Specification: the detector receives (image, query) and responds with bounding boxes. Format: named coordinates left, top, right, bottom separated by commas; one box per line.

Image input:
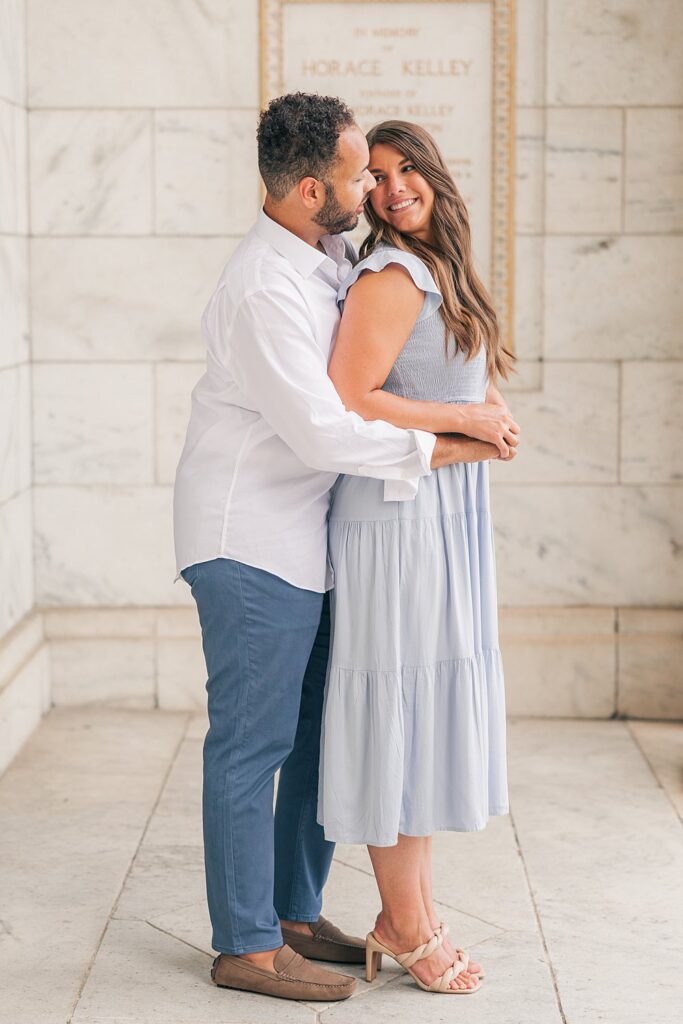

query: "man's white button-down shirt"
left=173, top=210, right=436, bottom=593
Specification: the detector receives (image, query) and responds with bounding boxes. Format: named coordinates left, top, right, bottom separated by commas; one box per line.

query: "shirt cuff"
left=383, top=429, right=435, bottom=502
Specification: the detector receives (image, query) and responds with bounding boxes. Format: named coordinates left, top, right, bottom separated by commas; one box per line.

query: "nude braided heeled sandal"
left=365, top=928, right=481, bottom=994
left=435, top=920, right=485, bottom=979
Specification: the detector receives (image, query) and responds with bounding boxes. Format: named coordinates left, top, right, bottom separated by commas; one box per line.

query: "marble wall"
left=0, top=1, right=681, bottom=734
left=0, top=0, right=49, bottom=772
left=489, top=0, right=683, bottom=716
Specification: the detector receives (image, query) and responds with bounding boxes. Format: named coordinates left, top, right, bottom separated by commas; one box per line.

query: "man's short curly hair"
left=257, top=92, right=355, bottom=201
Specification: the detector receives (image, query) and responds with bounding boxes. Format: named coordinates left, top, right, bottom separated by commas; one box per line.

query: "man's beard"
left=313, top=181, right=361, bottom=234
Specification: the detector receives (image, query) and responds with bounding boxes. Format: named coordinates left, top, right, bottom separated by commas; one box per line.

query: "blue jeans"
left=181, top=557, right=335, bottom=954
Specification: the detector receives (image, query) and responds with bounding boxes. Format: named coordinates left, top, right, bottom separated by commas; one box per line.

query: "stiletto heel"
left=365, top=944, right=381, bottom=982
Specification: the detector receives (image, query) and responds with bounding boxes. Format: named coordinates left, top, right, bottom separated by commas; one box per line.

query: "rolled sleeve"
left=380, top=428, right=436, bottom=501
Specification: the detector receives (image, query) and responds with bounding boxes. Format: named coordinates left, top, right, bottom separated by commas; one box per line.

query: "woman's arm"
left=486, top=380, right=511, bottom=415
left=329, top=265, right=519, bottom=457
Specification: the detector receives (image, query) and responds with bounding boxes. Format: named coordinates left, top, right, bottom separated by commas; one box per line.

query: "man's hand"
left=431, top=425, right=519, bottom=469
left=431, top=435, right=501, bottom=468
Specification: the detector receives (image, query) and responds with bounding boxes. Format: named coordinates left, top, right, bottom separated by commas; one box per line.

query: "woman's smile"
left=387, top=196, right=419, bottom=212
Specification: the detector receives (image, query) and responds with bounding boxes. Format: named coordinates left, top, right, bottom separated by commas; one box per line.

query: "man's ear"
left=299, top=176, right=324, bottom=210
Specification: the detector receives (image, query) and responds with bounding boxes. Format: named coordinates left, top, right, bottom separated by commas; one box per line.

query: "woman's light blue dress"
left=317, top=247, right=509, bottom=847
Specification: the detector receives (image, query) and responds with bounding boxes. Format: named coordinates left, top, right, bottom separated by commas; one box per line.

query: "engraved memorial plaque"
left=262, top=0, right=515, bottom=346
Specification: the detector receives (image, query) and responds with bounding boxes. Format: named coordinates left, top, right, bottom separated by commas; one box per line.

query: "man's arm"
left=431, top=434, right=513, bottom=468
left=214, top=283, right=435, bottom=485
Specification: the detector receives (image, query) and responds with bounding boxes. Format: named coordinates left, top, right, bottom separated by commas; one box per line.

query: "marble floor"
left=1, top=709, right=681, bottom=1024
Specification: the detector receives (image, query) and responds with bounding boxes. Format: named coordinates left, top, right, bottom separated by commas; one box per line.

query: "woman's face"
left=367, top=142, right=435, bottom=243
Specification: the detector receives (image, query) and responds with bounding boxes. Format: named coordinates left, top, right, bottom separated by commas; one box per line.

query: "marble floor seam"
left=508, top=805, right=569, bottom=1024
left=626, top=720, right=683, bottom=824
left=66, top=713, right=193, bottom=1024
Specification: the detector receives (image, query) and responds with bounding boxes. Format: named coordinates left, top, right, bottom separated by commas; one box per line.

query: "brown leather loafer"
left=210, top=944, right=357, bottom=1001
left=280, top=915, right=366, bottom=964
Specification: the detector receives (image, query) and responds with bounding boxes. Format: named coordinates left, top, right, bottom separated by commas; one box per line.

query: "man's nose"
left=363, top=170, right=376, bottom=192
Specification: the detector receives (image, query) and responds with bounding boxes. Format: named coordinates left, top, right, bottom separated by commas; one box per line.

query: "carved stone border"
left=261, top=0, right=515, bottom=349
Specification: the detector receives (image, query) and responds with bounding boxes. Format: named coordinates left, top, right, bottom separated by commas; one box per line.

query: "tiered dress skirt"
left=317, top=459, right=509, bottom=847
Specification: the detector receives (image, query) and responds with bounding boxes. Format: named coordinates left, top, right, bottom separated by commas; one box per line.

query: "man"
left=173, top=92, right=514, bottom=1002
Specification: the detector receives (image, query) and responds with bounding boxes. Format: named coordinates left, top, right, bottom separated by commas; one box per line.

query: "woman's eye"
left=402, top=164, right=415, bottom=173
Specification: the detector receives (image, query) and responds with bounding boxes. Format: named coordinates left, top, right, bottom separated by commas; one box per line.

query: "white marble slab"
left=0, top=96, right=27, bottom=233
left=504, top=359, right=543, bottom=392
left=156, top=606, right=201, bottom=639
left=545, top=108, right=622, bottom=234
left=491, top=483, right=683, bottom=606
left=0, top=644, right=49, bottom=775
left=157, top=638, right=207, bottom=710
left=428, top=815, right=539, bottom=934
left=50, top=638, right=156, bottom=708
left=43, top=606, right=157, bottom=639
left=490, top=362, right=619, bottom=484
left=30, top=110, right=152, bottom=235
left=114, top=842, right=206, bottom=925
left=322, top=927, right=559, bottom=1024
left=0, top=0, right=26, bottom=105
left=625, top=109, right=683, bottom=232
left=0, top=608, right=43, bottom=683
left=186, top=711, right=209, bottom=741
left=142, top=737, right=203, bottom=849
left=547, top=0, right=683, bottom=105
left=513, top=235, right=543, bottom=361
left=155, top=362, right=204, bottom=484
left=514, top=107, right=544, bottom=235
left=0, top=707, right=188, bottom=1024
left=0, top=363, right=31, bottom=503
left=515, top=0, right=545, bottom=107
left=617, top=608, right=683, bottom=719
left=508, top=719, right=683, bottom=1024
left=629, top=720, right=683, bottom=820
left=31, top=237, right=236, bottom=361
left=501, top=607, right=616, bottom=717
left=27, top=0, right=258, bottom=108
left=0, top=488, right=33, bottom=636
left=544, top=235, right=683, bottom=360
left=33, top=484, right=190, bottom=607
left=620, top=361, right=683, bottom=483
left=155, top=110, right=260, bottom=236
left=33, top=362, right=155, bottom=484
left=0, top=235, right=29, bottom=368
left=71, top=917, right=315, bottom=1024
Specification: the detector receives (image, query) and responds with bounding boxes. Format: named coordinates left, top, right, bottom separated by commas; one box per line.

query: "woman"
left=317, top=121, right=518, bottom=994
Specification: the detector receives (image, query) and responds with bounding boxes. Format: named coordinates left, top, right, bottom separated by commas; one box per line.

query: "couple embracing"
left=173, top=91, right=519, bottom=1004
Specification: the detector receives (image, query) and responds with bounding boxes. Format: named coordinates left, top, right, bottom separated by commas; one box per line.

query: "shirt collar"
left=255, top=209, right=347, bottom=279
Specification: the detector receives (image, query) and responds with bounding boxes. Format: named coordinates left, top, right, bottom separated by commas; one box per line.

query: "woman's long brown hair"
left=360, top=120, right=515, bottom=382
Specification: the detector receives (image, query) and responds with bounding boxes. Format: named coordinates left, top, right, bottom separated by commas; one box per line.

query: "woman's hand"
left=450, top=402, right=520, bottom=458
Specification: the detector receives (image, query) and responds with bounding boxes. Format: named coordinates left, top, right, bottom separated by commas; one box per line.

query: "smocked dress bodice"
left=337, top=245, right=488, bottom=405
